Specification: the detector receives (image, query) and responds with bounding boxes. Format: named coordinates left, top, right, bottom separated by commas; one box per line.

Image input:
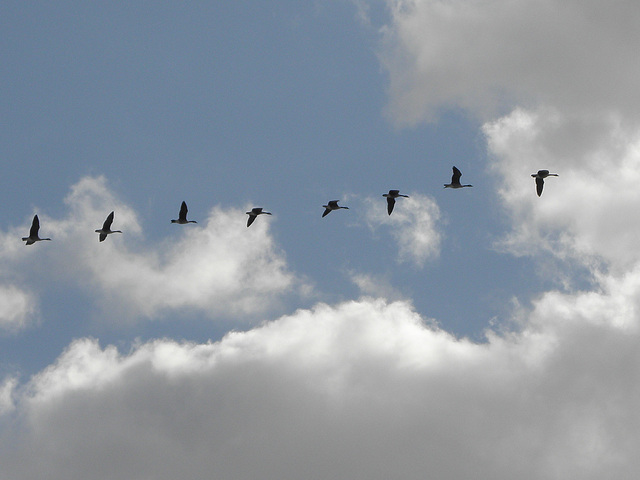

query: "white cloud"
left=484, top=107, right=640, bottom=274
left=0, top=285, right=37, bottom=333
left=380, top=0, right=640, bottom=125
left=0, top=176, right=302, bottom=323
left=364, top=193, right=442, bottom=267
left=2, top=295, right=640, bottom=479
left=350, top=271, right=407, bottom=301
left=376, top=0, right=640, bottom=279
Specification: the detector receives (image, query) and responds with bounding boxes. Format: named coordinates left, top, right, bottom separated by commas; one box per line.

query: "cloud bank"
left=2, top=294, right=640, bottom=479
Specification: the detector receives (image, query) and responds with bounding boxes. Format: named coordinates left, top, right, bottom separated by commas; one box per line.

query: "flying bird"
left=22, top=215, right=51, bottom=245
left=171, top=201, right=197, bottom=224
left=246, top=207, right=271, bottom=227
left=531, top=169, right=558, bottom=197
left=444, top=166, right=473, bottom=189
left=95, top=211, right=122, bottom=242
left=322, top=200, right=349, bottom=217
left=382, top=190, right=409, bottom=215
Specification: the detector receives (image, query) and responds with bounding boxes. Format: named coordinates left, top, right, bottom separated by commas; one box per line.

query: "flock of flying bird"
left=21, top=167, right=558, bottom=245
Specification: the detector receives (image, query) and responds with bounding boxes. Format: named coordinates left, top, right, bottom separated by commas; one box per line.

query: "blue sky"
left=3, top=1, right=640, bottom=479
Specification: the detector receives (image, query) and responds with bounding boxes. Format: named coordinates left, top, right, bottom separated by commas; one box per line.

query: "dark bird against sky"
left=171, top=201, right=197, bottom=224
left=444, top=166, right=473, bottom=189
left=382, top=190, right=409, bottom=215
left=531, top=169, right=558, bottom=197
left=322, top=200, right=349, bottom=217
left=22, top=214, right=51, bottom=245
left=95, top=211, right=122, bottom=242
left=246, top=207, right=271, bottom=227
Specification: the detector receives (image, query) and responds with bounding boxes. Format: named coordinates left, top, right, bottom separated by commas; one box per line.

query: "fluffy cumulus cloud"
left=381, top=1, right=640, bottom=278
left=6, top=2, right=640, bottom=478
left=2, top=295, right=640, bottom=479
left=380, top=0, right=640, bottom=124
left=364, top=193, right=441, bottom=267
left=0, top=176, right=300, bottom=323
left=485, top=108, right=640, bottom=272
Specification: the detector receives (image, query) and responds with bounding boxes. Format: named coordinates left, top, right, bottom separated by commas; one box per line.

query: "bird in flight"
left=246, top=207, right=271, bottom=227
left=444, top=166, right=473, bottom=189
left=171, top=201, right=197, bottom=224
left=95, top=211, right=122, bottom=242
left=382, top=190, right=409, bottom=215
left=531, top=169, right=558, bottom=197
left=22, top=215, right=51, bottom=245
left=322, top=200, right=349, bottom=217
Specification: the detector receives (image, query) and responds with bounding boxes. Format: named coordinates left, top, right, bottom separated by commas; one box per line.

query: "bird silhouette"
left=444, top=166, right=473, bottom=189
left=95, top=211, right=122, bottom=242
left=322, top=200, right=349, bottom=217
left=531, top=170, right=558, bottom=197
left=246, top=207, right=271, bottom=227
left=22, top=215, right=51, bottom=245
left=382, top=190, right=409, bottom=215
left=171, top=201, right=197, bottom=224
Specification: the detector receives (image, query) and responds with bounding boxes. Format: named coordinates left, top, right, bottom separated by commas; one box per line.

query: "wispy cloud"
left=0, top=285, right=37, bottom=333
left=363, top=193, right=442, bottom=267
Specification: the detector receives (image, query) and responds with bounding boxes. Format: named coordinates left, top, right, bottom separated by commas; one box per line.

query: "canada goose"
left=444, top=166, right=473, bottom=189
left=95, top=211, right=122, bottom=242
left=246, top=207, right=271, bottom=227
left=22, top=215, right=51, bottom=245
left=531, top=170, right=558, bottom=197
left=382, top=190, right=409, bottom=215
left=322, top=200, right=349, bottom=217
left=171, top=201, right=197, bottom=224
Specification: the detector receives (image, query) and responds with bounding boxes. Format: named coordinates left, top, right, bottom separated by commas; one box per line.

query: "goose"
left=444, top=166, right=473, bottom=189
left=22, top=215, right=51, bottom=245
left=382, top=190, right=409, bottom=215
left=246, top=207, right=271, bottom=227
left=322, top=200, right=349, bottom=217
left=171, top=201, right=197, bottom=224
left=531, top=170, right=558, bottom=197
left=95, top=211, right=122, bottom=242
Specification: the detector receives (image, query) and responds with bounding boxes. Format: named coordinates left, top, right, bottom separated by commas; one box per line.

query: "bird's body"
left=171, top=201, right=197, bottom=224
left=22, top=215, right=51, bottom=245
left=531, top=169, right=558, bottom=196
left=322, top=200, right=349, bottom=217
left=444, top=166, right=472, bottom=189
left=382, top=190, right=409, bottom=215
left=246, top=207, right=271, bottom=227
left=95, top=211, right=122, bottom=242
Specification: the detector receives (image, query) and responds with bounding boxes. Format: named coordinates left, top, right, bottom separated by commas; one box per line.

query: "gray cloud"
left=381, top=0, right=640, bottom=124
left=1, top=295, right=639, bottom=479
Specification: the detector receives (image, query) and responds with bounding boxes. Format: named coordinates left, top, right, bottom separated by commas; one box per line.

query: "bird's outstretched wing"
left=179, top=201, right=188, bottom=222
left=536, top=177, right=544, bottom=197
left=452, top=166, right=462, bottom=184
left=29, top=215, right=40, bottom=237
left=103, top=211, right=114, bottom=230
left=387, top=197, right=395, bottom=215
